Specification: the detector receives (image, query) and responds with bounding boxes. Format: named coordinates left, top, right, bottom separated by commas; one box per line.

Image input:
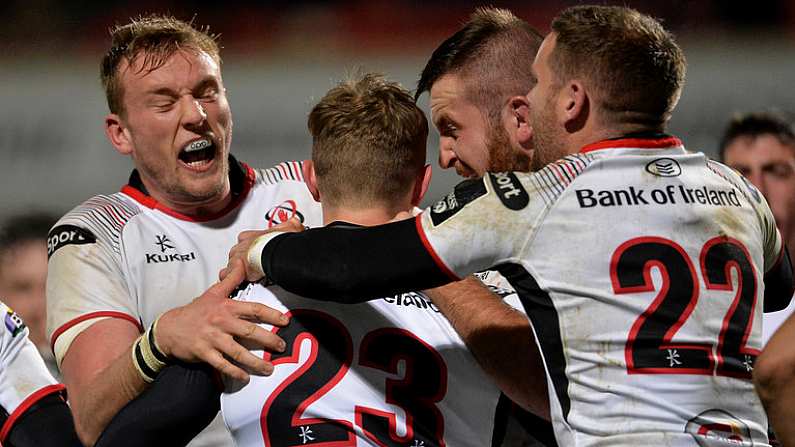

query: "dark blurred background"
left=2, top=0, right=795, bottom=219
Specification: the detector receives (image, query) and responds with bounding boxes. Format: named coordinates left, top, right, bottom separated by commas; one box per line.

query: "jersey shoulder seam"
left=54, top=192, right=143, bottom=256
left=528, top=153, right=598, bottom=206
left=256, top=161, right=306, bottom=185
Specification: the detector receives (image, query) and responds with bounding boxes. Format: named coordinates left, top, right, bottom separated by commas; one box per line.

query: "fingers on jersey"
left=235, top=300, right=290, bottom=326
left=155, top=270, right=288, bottom=380
left=214, top=258, right=247, bottom=293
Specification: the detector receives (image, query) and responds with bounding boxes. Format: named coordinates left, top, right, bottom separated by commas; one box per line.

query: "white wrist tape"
left=247, top=231, right=286, bottom=281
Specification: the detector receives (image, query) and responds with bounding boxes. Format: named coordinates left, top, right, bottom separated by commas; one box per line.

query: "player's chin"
left=455, top=164, right=480, bottom=179
left=178, top=173, right=228, bottom=202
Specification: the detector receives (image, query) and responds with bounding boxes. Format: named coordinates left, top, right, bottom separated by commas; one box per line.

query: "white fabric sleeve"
left=417, top=173, right=542, bottom=278
left=47, top=230, right=141, bottom=367
left=0, top=302, right=64, bottom=438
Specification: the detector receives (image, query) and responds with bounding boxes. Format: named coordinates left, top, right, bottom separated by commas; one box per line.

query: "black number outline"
left=611, top=237, right=713, bottom=375
left=700, top=237, right=759, bottom=379
left=258, top=310, right=448, bottom=446
left=260, top=309, right=356, bottom=446
left=611, top=236, right=761, bottom=377
left=355, top=328, right=447, bottom=447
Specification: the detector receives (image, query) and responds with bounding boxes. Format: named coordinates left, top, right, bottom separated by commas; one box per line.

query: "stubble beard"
left=486, top=123, right=532, bottom=173
left=137, top=153, right=230, bottom=205
left=528, top=105, right=568, bottom=172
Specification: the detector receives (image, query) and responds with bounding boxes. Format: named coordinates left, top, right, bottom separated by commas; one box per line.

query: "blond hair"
left=100, top=14, right=220, bottom=115
left=308, top=73, right=428, bottom=207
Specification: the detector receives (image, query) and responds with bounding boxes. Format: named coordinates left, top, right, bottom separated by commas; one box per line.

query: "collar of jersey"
left=579, top=133, right=683, bottom=154
left=120, top=155, right=256, bottom=222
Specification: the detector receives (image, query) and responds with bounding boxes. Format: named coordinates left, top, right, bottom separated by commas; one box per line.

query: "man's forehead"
left=429, top=74, right=477, bottom=115
left=119, top=49, right=221, bottom=84
left=725, top=135, right=795, bottom=162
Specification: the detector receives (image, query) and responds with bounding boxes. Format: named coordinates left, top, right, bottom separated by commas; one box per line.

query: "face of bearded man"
left=485, top=119, right=532, bottom=173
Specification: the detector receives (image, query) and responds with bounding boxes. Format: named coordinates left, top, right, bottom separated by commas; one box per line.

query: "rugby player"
left=413, top=7, right=554, bottom=444
left=46, top=15, right=322, bottom=446
left=0, top=301, right=80, bottom=446
left=230, top=5, right=795, bottom=446
left=96, top=73, right=541, bottom=447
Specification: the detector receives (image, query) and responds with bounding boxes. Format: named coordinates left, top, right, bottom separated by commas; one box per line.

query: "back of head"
left=719, top=111, right=795, bottom=160
left=100, top=14, right=220, bottom=116
left=417, top=7, right=543, bottom=121
left=0, top=212, right=57, bottom=258
left=308, top=73, right=428, bottom=208
left=551, top=5, right=686, bottom=130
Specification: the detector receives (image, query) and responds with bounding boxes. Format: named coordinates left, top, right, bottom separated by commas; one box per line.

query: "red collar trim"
left=121, top=163, right=256, bottom=223
left=579, top=136, right=683, bottom=154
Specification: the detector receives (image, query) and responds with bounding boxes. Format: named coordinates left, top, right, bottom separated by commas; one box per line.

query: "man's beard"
left=486, top=122, right=532, bottom=173
left=528, top=102, right=568, bottom=172
left=137, top=154, right=229, bottom=204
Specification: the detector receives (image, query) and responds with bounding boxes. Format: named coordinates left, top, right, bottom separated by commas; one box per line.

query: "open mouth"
left=178, top=138, right=216, bottom=169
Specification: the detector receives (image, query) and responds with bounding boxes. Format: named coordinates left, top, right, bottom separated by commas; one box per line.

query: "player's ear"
left=411, top=164, right=433, bottom=206
left=508, top=95, right=533, bottom=151
left=105, top=113, right=134, bottom=155
left=561, top=80, right=589, bottom=133
left=302, top=160, right=321, bottom=202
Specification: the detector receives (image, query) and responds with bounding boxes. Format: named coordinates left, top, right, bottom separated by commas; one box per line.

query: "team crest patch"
left=430, top=178, right=487, bottom=226
left=489, top=172, right=529, bottom=210
left=685, top=409, right=752, bottom=446
left=265, top=200, right=305, bottom=228
left=645, top=158, right=682, bottom=177
left=4, top=308, right=25, bottom=337
left=47, top=225, right=97, bottom=258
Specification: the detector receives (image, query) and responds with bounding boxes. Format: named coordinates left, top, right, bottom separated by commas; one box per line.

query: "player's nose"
left=181, top=97, right=207, bottom=128
left=438, top=139, right=456, bottom=169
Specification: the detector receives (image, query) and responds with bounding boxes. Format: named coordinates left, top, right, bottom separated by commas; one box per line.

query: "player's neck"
left=142, top=178, right=233, bottom=218
left=322, top=203, right=412, bottom=227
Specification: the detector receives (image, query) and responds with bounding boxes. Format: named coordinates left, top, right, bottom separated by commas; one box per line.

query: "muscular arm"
left=255, top=220, right=551, bottom=418
left=60, top=319, right=146, bottom=446
left=754, top=311, right=795, bottom=445
left=424, top=278, right=550, bottom=420
left=261, top=218, right=453, bottom=301
left=59, top=260, right=285, bottom=445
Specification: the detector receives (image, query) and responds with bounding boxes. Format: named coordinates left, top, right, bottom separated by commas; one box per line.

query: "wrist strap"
left=247, top=232, right=285, bottom=282
left=132, top=316, right=171, bottom=383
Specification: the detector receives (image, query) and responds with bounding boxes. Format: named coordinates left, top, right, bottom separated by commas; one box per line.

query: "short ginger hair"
left=550, top=5, right=686, bottom=129
left=308, top=73, right=428, bottom=208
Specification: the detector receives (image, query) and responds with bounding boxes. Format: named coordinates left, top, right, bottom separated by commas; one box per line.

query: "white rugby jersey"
left=222, top=280, right=511, bottom=447
left=46, top=158, right=322, bottom=447
left=0, top=300, right=64, bottom=444
left=415, top=136, right=785, bottom=446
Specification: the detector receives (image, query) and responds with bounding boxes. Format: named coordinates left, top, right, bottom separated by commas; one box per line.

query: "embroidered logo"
left=645, top=158, right=682, bottom=177
left=146, top=235, right=196, bottom=264
left=265, top=200, right=306, bottom=228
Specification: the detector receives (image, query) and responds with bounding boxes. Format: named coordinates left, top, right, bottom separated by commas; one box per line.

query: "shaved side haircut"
left=416, top=7, right=543, bottom=122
